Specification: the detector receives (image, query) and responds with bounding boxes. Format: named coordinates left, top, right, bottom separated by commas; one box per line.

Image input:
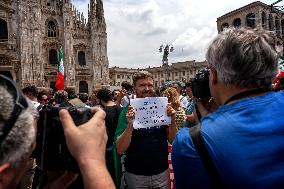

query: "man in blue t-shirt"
left=172, top=27, right=284, bottom=189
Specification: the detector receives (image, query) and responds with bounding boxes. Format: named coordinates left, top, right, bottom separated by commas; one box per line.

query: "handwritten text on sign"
left=130, top=97, right=171, bottom=129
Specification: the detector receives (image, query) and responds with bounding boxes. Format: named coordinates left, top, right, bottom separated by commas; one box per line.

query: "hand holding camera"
left=34, top=106, right=107, bottom=172
left=59, top=107, right=107, bottom=164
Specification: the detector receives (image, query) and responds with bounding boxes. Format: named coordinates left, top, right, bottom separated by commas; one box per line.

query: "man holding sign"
left=114, top=71, right=177, bottom=189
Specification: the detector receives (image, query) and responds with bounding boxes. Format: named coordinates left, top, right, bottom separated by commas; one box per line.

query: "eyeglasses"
left=0, top=75, right=28, bottom=144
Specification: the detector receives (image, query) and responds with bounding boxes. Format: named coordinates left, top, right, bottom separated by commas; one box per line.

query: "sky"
left=71, top=0, right=275, bottom=68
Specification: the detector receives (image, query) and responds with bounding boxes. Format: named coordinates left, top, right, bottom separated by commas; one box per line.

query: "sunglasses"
left=0, top=75, right=28, bottom=144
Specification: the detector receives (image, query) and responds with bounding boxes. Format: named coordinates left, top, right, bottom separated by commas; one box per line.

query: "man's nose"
left=145, top=86, right=152, bottom=90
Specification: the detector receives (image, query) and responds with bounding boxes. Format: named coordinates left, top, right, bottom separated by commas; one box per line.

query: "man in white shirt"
left=22, top=85, right=41, bottom=109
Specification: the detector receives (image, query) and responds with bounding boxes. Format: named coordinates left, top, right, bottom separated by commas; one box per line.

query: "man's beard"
left=142, top=90, right=154, bottom=97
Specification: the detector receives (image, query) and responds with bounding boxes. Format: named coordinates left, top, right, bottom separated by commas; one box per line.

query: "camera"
left=192, top=68, right=211, bottom=98
left=32, top=106, right=93, bottom=172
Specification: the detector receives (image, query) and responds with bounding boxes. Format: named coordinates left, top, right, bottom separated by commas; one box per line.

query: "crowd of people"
left=0, top=27, right=284, bottom=189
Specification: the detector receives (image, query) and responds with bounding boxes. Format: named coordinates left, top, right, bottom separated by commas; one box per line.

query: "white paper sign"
left=130, top=97, right=171, bottom=129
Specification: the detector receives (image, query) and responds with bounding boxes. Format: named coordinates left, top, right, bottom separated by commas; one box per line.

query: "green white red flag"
left=279, top=55, right=284, bottom=72
left=55, top=47, right=64, bottom=90
left=273, top=55, right=284, bottom=86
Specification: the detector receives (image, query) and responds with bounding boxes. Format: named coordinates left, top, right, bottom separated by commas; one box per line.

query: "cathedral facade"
left=0, top=0, right=109, bottom=94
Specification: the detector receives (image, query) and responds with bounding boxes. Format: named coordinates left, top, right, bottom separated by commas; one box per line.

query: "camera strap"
left=189, top=124, right=225, bottom=188
left=223, top=88, right=270, bottom=105
left=189, top=88, right=270, bottom=188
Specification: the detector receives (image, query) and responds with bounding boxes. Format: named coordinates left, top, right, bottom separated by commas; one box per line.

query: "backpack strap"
left=189, top=124, right=225, bottom=188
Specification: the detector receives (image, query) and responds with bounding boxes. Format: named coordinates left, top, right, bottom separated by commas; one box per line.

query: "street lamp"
left=159, top=44, right=174, bottom=81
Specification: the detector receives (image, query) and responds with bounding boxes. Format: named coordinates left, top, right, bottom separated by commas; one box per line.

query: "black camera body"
left=192, top=68, right=211, bottom=98
left=33, top=106, right=92, bottom=172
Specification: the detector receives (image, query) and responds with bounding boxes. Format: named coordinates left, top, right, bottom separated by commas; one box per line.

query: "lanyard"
left=223, top=88, right=270, bottom=105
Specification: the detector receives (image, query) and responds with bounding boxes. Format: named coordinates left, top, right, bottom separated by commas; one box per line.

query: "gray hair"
left=206, top=27, right=279, bottom=88
left=0, top=86, right=38, bottom=168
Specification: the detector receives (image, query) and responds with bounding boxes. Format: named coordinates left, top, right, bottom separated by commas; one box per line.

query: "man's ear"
left=0, top=163, right=11, bottom=175
left=210, top=68, right=218, bottom=85
left=0, top=163, right=11, bottom=183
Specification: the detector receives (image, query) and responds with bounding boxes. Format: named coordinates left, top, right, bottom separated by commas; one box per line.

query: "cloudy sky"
left=72, top=0, right=274, bottom=68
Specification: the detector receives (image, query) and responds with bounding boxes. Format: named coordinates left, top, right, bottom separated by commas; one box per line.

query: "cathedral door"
left=79, top=81, right=88, bottom=93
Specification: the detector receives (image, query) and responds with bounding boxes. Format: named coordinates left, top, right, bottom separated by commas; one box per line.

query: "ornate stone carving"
left=10, top=33, right=16, bottom=40
left=0, top=57, right=11, bottom=65
left=76, top=70, right=91, bottom=76
left=66, top=18, right=70, bottom=26
left=0, top=1, right=14, bottom=13
left=73, top=43, right=87, bottom=50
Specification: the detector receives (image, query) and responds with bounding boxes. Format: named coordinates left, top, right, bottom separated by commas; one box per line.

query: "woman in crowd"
left=163, top=87, right=186, bottom=130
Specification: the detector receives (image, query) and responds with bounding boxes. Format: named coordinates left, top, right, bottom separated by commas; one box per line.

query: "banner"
left=130, top=97, right=171, bottom=129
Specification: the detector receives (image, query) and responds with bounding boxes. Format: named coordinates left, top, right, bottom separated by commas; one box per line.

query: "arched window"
left=221, top=23, right=229, bottom=31
left=0, top=19, right=8, bottom=41
left=233, top=18, right=241, bottom=28
left=275, top=17, right=280, bottom=37
left=78, top=51, right=86, bottom=66
left=262, top=12, right=267, bottom=29
left=47, top=21, right=57, bottom=37
left=79, top=81, right=88, bottom=93
left=269, top=14, right=274, bottom=31
left=49, top=49, right=58, bottom=64
left=246, top=13, right=255, bottom=28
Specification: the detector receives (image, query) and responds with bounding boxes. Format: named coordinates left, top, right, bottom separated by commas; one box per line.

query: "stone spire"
left=96, top=0, right=104, bottom=20
left=89, top=0, right=96, bottom=20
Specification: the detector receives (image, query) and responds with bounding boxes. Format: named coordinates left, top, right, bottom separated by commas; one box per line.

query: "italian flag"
left=55, top=47, right=64, bottom=90
left=273, top=55, right=284, bottom=85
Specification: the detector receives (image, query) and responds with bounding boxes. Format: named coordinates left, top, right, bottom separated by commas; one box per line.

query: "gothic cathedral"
left=0, top=0, right=109, bottom=94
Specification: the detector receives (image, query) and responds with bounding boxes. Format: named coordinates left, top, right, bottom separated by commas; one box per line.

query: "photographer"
left=112, top=89, right=122, bottom=107
left=120, top=81, right=135, bottom=107
left=183, top=70, right=217, bottom=128
left=169, top=81, right=189, bottom=110
left=172, top=28, right=284, bottom=188
left=0, top=75, right=115, bottom=189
